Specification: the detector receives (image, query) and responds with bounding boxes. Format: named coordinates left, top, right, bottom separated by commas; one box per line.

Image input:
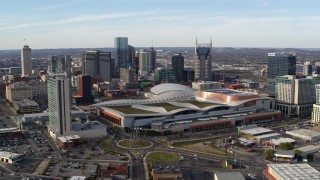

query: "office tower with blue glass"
left=115, top=37, right=129, bottom=71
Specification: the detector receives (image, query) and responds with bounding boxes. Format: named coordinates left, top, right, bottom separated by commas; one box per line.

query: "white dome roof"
left=150, top=83, right=194, bottom=95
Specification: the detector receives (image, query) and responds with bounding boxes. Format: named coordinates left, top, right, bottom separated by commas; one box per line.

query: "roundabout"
left=116, top=139, right=153, bottom=149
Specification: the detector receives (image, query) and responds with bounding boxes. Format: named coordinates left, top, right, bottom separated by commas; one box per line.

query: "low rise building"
left=151, top=164, right=182, bottom=180
left=238, top=125, right=274, bottom=142
left=57, top=135, right=80, bottom=149
left=12, top=99, right=40, bottom=114
left=274, top=150, right=295, bottom=162
left=296, top=144, right=320, bottom=157
left=262, top=137, right=295, bottom=148
left=99, top=162, right=129, bottom=179
left=252, top=133, right=281, bottom=143
left=70, top=121, right=107, bottom=138
left=0, top=151, right=23, bottom=164
left=0, top=127, right=23, bottom=138
left=265, top=163, right=320, bottom=180
left=286, top=129, right=320, bottom=141
left=214, top=172, right=245, bottom=180
left=69, top=176, right=87, bottom=180
left=5, top=82, right=32, bottom=103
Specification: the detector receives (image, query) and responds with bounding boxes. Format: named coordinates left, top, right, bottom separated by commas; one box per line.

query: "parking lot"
left=42, top=160, right=98, bottom=177
left=0, top=130, right=58, bottom=173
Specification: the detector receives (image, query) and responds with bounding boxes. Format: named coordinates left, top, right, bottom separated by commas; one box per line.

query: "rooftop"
left=146, top=103, right=183, bottom=112
left=206, top=89, right=239, bottom=94
left=69, top=176, right=87, bottom=180
left=214, top=172, right=245, bottom=180
left=286, top=129, right=320, bottom=137
left=254, top=133, right=281, bottom=139
left=179, top=99, right=220, bottom=108
left=274, top=150, right=295, bottom=158
left=107, top=106, right=157, bottom=114
left=0, top=127, right=20, bottom=134
left=13, top=99, right=38, bottom=107
left=57, top=135, right=81, bottom=143
left=0, top=151, right=21, bottom=159
left=296, top=144, right=320, bottom=152
left=240, top=127, right=273, bottom=135
left=72, top=121, right=107, bottom=131
left=267, top=163, right=320, bottom=180
left=150, top=83, right=194, bottom=95
left=269, top=138, right=295, bottom=146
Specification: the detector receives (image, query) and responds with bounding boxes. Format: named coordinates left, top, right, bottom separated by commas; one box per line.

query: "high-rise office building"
left=21, top=45, right=32, bottom=76
left=275, top=75, right=320, bottom=118
left=312, top=84, right=320, bottom=123
left=267, top=52, right=296, bottom=78
left=267, top=52, right=296, bottom=91
left=115, top=37, right=128, bottom=70
left=48, top=75, right=71, bottom=138
left=73, top=75, right=94, bottom=105
left=128, top=45, right=136, bottom=68
left=49, top=55, right=72, bottom=78
left=154, top=67, right=176, bottom=83
left=172, top=53, right=184, bottom=83
left=138, top=49, right=154, bottom=77
left=303, top=62, right=313, bottom=76
left=120, top=68, right=135, bottom=84
left=82, top=51, right=111, bottom=82
left=150, top=47, right=157, bottom=71
left=195, top=39, right=212, bottom=81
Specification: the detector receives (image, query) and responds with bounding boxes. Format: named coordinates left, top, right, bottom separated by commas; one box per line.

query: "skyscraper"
left=73, top=75, right=94, bottom=105
left=312, top=84, right=320, bottom=123
left=267, top=52, right=296, bottom=79
left=82, top=51, right=111, bottom=81
left=48, top=75, right=71, bottom=138
left=138, top=49, right=154, bottom=77
left=21, top=45, right=32, bottom=76
left=267, top=52, right=296, bottom=91
left=115, top=37, right=128, bottom=71
left=172, top=53, right=184, bottom=83
left=303, top=62, right=313, bottom=76
left=150, top=47, right=157, bottom=71
left=195, top=39, right=212, bottom=81
left=49, top=55, right=72, bottom=78
left=128, top=45, right=136, bottom=68
left=275, top=75, right=320, bottom=118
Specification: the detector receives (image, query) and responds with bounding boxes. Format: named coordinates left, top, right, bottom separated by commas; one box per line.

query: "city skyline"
left=1, top=0, right=320, bottom=49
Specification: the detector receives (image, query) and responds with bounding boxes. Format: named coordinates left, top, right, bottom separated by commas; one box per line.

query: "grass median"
left=118, top=139, right=152, bottom=148
left=100, top=137, right=125, bottom=156
left=172, top=137, right=231, bottom=156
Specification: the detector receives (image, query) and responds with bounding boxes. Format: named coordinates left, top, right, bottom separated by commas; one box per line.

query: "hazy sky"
left=0, top=0, right=319, bottom=49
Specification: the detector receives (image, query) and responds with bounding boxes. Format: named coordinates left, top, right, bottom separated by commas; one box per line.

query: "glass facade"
left=195, top=40, right=212, bottom=81
left=172, top=53, right=184, bottom=83
left=267, top=52, right=296, bottom=79
left=48, top=76, right=71, bottom=136
left=114, top=37, right=128, bottom=70
left=49, top=55, right=72, bottom=78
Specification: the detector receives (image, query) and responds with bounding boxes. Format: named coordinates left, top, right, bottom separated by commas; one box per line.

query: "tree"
left=278, top=142, right=294, bottom=150
left=265, top=149, right=275, bottom=159
left=294, top=149, right=301, bottom=157
left=306, top=153, right=315, bottom=161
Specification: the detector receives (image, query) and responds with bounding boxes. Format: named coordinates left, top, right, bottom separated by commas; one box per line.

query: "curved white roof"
left=93, top=90, right=197, bottom=107
left=150, top=83, right=194, bottom=95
